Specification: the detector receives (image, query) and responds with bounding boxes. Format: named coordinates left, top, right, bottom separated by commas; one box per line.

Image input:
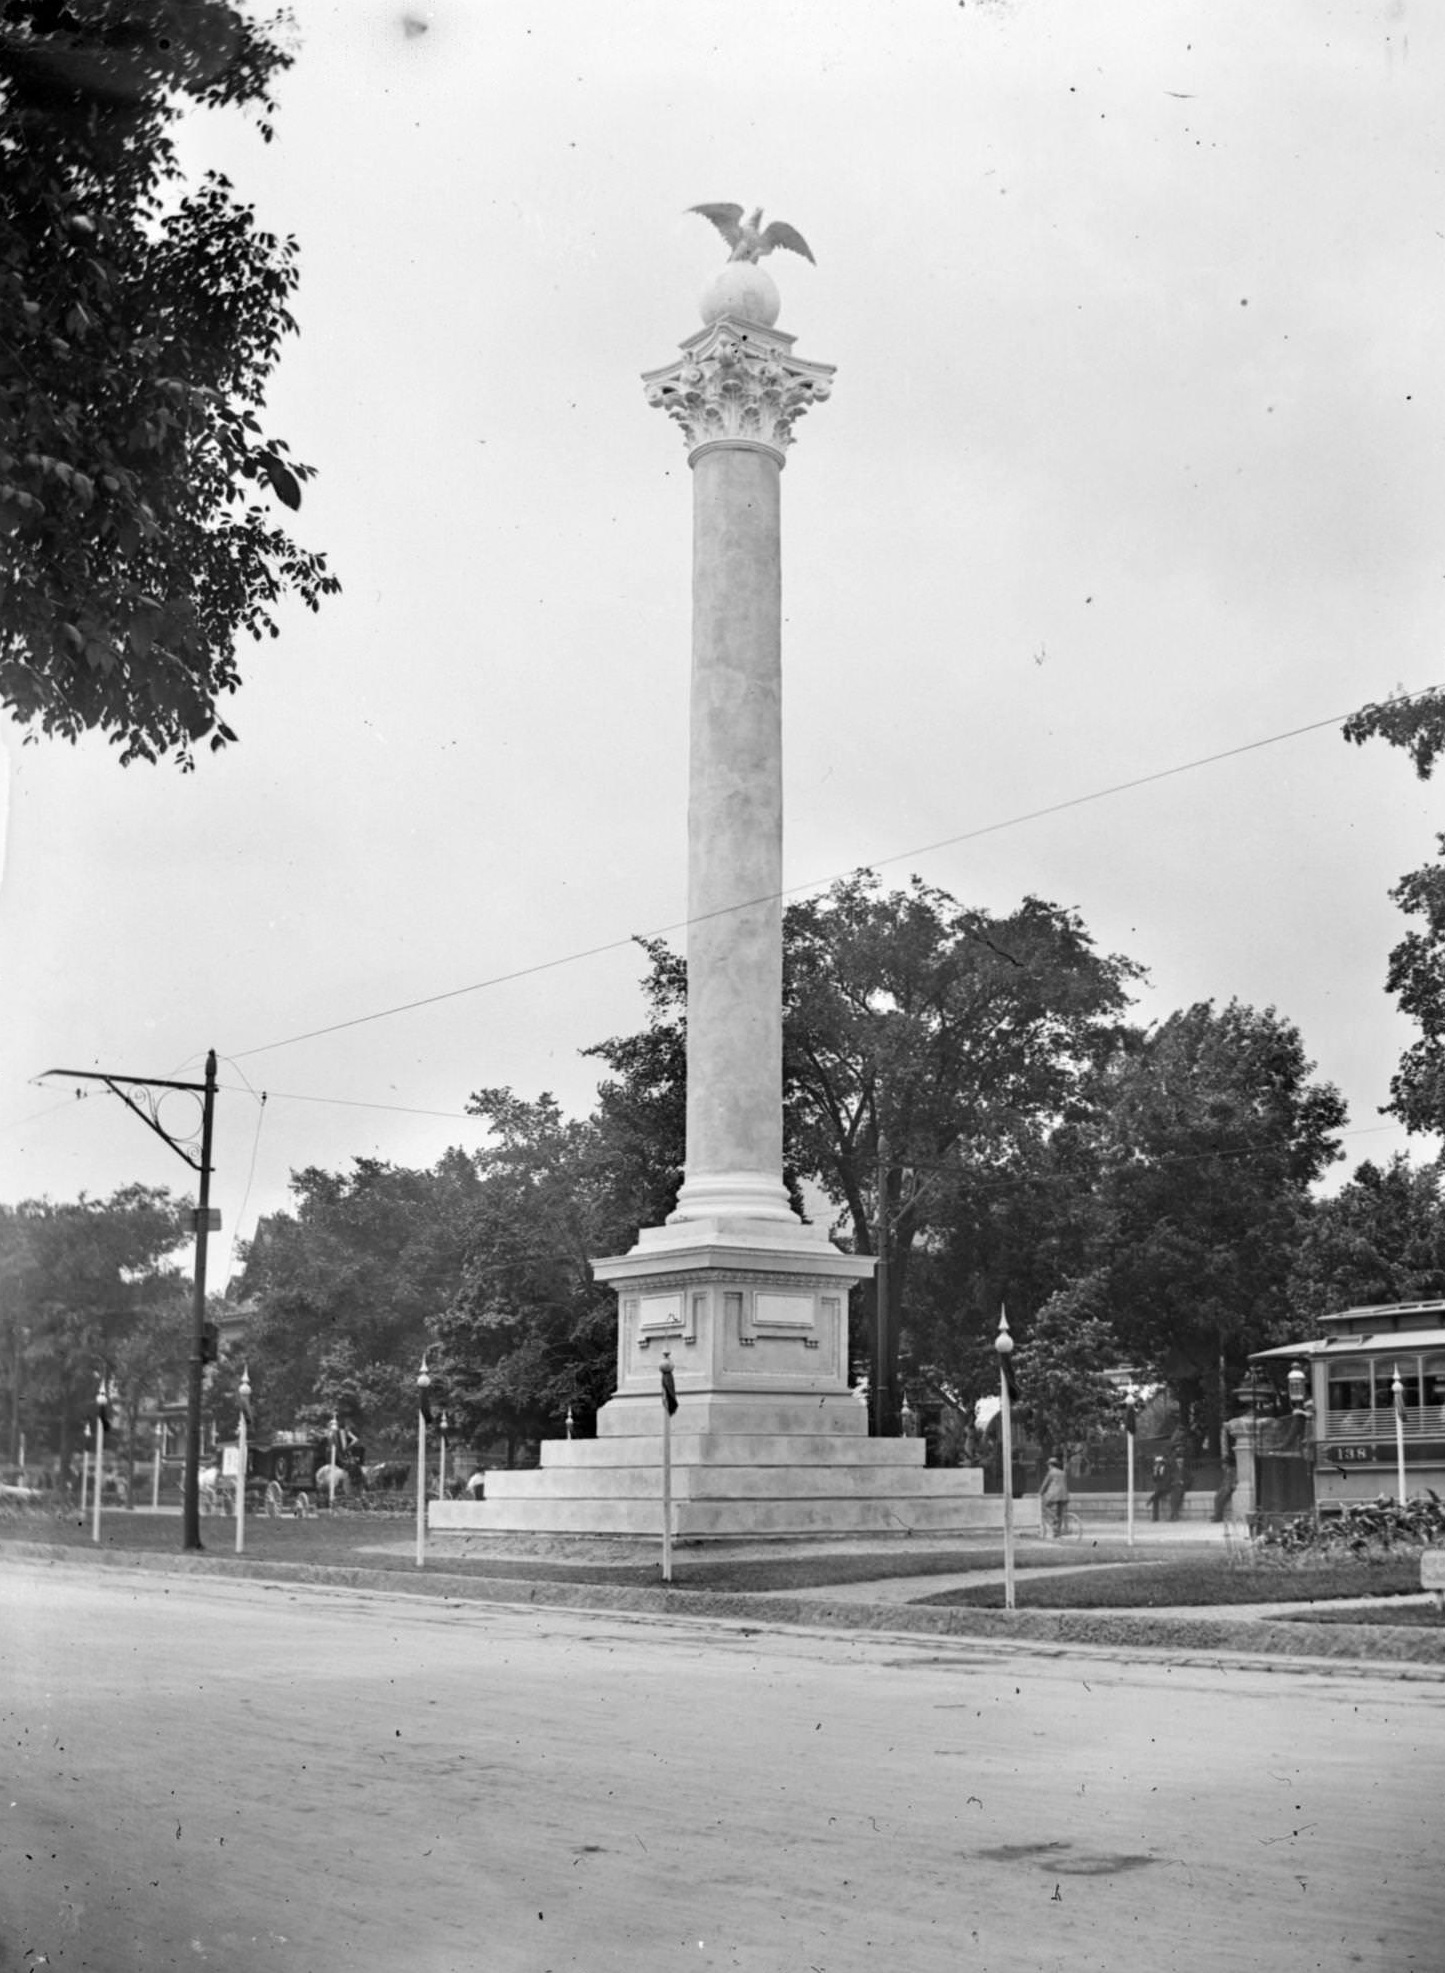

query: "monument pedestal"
left=434, top=1216, right=1007, bottom=1539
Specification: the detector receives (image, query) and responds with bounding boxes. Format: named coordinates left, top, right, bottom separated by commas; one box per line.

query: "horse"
left=313, top=1461, right=352, bottom=1501
left=363, top=1461, right=410, bottom=1492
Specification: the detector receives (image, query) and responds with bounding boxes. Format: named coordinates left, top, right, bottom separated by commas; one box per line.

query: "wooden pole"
left=1393, top=1363, right=1408, bottom=1505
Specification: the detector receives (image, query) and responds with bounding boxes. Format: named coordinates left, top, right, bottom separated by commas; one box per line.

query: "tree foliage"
left=0, top=0, right=338, bottom=764
left=1289, top=1154, right=1445, bottom=1325
left=590, top=875, right=1143, bottom=1423
left=1084, top=1000, right=1345, bottom=1435
left=1344, top=687, right=1445, bottom=1133
left=433, top=1088, right=659, bottom=1458
left=236, top=1150, right=482, bottom=1446
left=0, top=1182, right=187, bottom=1468
left=1010, top=1278, right=1125, bottom=1462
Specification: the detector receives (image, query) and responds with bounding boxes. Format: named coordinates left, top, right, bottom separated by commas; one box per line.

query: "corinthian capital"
left=643, top=319, right=835, bottom=461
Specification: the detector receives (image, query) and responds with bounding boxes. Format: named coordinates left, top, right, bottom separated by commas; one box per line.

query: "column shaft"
left=673, top=442, right=791, bottom=1219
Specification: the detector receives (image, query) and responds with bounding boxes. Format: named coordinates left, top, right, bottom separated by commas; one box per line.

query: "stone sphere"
left=699, top=261, right=781, bottom=328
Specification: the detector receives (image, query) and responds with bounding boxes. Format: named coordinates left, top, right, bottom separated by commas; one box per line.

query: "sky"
left=2, top=0, right=1441, bottom=1289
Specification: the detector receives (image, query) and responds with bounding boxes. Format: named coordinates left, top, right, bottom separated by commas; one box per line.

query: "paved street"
left=3, top=1561, right=1442, bottom=1972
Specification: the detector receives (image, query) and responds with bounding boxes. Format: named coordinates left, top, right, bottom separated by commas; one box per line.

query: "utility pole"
left=873, top=1132, right=889, bottom=1437
left=42, top=1051, right=219, bottom=1552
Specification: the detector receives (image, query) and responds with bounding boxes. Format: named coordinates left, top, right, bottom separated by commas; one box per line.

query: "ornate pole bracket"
left=643, top=318, right=835, bottom=462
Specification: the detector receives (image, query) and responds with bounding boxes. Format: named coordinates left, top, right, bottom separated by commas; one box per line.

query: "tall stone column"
left=434, top=253, right=1004, bottom=1532
left=590, top=264, right=873, bottom=1427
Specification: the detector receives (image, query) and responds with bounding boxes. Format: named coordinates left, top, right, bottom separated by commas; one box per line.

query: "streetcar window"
left=1327, top=1362, right=1372, bottom=1420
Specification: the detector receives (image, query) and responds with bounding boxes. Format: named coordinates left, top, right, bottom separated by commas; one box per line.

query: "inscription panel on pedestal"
left=637, top=1291, right=694, bottom=1342
left=751, top=1291, right=815, bottom=1335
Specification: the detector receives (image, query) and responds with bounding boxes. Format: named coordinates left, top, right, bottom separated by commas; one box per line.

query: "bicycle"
left=1044, top=1505, right=1084, bottom=1540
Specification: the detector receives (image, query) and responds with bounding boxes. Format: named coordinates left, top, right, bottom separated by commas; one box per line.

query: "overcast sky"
left=2, top=0, right=1441, bottom=1287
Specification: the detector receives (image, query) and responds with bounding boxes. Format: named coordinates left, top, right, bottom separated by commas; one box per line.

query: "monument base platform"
left=431, top=1414, right=1017, bottom=1539
left=438, top=1216, right=1021, bottom=1539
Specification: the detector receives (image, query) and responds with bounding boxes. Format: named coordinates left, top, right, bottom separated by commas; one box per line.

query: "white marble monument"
left=435, top=229, right=1007, bottom=1538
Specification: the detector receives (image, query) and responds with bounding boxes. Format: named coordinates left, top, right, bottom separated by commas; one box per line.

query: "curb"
left=7, top=1539, right=1445, bottom=1676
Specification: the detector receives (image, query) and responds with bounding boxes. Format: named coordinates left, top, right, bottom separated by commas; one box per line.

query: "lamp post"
left=1392, top=1362, right=1408, bottom=1506
left=91, top=1375, right=111, bottom=1545
left=437, top=1410, right=449, bottom=1501
left=415, top=1358, right=431, bottom=1569
left=235, top=1367, right=251, bottom=1556
left=1124, top=1397, right=1137, bottom=1550
left=1287, top=1362, right=1307, bottom=1412
left=995, top=1311, right=1016, bottom=1612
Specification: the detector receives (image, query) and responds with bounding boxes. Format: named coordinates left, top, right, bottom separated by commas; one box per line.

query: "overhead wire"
left=227, top=687, right=1441, bottom=1066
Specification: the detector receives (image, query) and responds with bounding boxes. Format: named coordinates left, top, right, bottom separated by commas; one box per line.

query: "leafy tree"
left=1344, top=688, right=1445, bottom=1133
left=107, top=1285, right=189, bottom=1500
left=0, top=0, right=338, bottom=764
left=0, top=1182, right=187, bottom=1473
left=589, top=875, right=1143, bottom=1426
left=235, top=1150, right=482, bottom=1447
left=1088, top=1000, right=1346, bottom=1443
left=1289, top=1154, right=1445, bottom=1326
left=1010, top=1278, right=1125, bottom=1464
left=433, top=1089, right=641, bottom=1462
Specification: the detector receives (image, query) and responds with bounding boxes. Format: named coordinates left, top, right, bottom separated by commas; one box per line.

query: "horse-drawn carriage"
left=200, top=1435, right=409, bottom=1515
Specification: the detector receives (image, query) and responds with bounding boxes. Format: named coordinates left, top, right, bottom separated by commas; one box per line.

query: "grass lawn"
left=9, top=1508, right=1436, bottom=1612
left=3, top=1507, right=1158, bottom=1595
left=1278, top=1602, right=1445, bottom=1629
left=916, top=1553, right=1431, bottom=1611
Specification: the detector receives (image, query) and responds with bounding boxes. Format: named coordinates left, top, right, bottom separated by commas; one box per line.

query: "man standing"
left=1039, top=1456, right=1070, bottom=1538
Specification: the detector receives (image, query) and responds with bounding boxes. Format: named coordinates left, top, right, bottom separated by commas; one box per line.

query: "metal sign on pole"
left=995, top=1311, right=1016, bottom=1612
left=660, top=1351, right=678, bottom=1584
left=415, top=1357, right=431, bottom=1569
left=1393, top=1362, right=1408, bottom=1505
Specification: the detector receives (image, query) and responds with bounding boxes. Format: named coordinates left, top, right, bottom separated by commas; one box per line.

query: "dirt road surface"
left=3, top=1560, right=1441, bottom=1971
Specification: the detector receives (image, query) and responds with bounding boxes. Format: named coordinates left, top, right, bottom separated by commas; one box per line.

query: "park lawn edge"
left=5, top=1538, right=1445, bottom=1672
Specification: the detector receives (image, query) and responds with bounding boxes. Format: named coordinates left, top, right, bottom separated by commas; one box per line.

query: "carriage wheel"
left=294, top=1490, right=315, bottom=1519
left=264, top=1481, right=284, bottom=1518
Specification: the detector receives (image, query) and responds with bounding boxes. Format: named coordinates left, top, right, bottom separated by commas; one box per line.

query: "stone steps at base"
left=539, top=1434, right=932, bottom=1470
left=479, top=1463, right=982, bottom=1502
left=598, top=1398, right=866, bottom=1438
left=433, top=1492, right=1027, bottom=1539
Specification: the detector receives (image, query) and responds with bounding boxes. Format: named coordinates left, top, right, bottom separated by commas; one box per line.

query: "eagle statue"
left=688, top=204, right=816, bottom=266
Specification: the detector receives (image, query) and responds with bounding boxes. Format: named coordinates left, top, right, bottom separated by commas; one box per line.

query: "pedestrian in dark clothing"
left=1148, top=1452, right=1172, bottom=1522
left=1169, top=1429, right=1192, bottom=1521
